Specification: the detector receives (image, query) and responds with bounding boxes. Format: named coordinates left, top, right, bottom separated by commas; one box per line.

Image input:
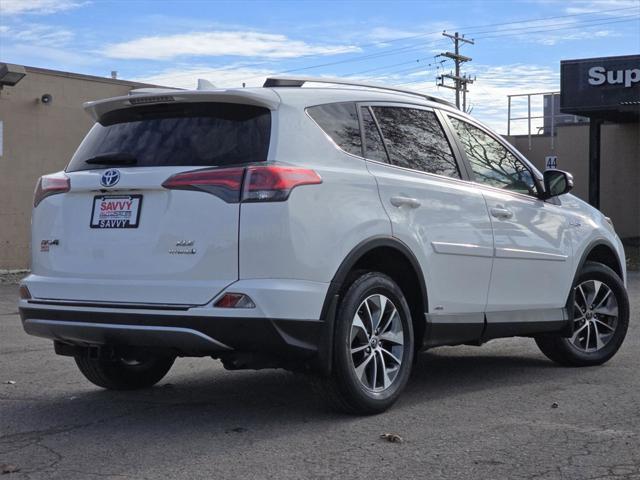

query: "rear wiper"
left=85, top=152, right=137, bottom=165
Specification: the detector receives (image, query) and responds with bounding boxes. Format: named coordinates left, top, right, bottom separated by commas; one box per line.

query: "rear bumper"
left=19, top=303, right=325, bottom=361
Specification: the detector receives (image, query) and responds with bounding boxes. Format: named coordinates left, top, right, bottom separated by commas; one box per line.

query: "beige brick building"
left=0, top=66, right=159, bottom=269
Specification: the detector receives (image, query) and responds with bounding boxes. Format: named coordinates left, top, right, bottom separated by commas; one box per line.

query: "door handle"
left=390, top=196, right=421, bottom=208
left=490, top=206, right=513, bottom=219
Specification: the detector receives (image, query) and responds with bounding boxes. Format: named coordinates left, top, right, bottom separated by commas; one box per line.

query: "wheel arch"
left=316, top=236, right=428, bottom=375
left=577, top=240, right=624, bottom=282
left=560, top=238, right=625, bottom=338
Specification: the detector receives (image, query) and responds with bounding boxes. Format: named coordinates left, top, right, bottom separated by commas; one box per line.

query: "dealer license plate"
left=90, top=195, right=142, bottom=229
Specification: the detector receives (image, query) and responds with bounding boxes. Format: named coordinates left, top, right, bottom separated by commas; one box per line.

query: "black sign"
left=560, top=55, right=640, bottom=120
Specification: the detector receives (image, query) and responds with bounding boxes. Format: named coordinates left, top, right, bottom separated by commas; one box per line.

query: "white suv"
left=19, top=77, right=629, bottom=414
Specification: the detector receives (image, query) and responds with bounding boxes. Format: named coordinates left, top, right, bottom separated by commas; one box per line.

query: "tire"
left=318, top=272, right=414, bottom=414
left=535, top=261, right=629, bottom=367
left=75, top=353, right=175, bottom=390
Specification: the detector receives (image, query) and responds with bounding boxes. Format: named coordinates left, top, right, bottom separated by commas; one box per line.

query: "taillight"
left=161, top=167, right=245, bottom=203
left=34, top=173, right=70, bottom=207
left=243, top=166, right=322, bottom=202
left=162, top=166, right=321, bottom=203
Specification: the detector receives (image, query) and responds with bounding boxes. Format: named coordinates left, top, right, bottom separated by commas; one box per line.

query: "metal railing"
left=507, top=91, right=590, bottom=150
left=507, top=91, right=561, bottom=151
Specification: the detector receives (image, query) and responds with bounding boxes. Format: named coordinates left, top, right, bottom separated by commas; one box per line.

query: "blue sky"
left=1, top=0, right=639, bottom=132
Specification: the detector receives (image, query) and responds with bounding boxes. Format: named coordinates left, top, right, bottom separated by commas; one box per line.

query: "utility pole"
left=436, top=32, right=475, bottom=111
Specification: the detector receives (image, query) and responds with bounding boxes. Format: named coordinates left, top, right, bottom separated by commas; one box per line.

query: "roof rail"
left=263, top=76, right=456, bottom=108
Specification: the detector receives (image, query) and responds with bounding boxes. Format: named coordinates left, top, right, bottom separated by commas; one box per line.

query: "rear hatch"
left=29, top=101, right=271, bottom=305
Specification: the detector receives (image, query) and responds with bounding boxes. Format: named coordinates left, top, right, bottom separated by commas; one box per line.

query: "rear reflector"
left=162, top=165, right=321, bottom=203
left=34, top=173, right=70, bottom=207
left=214, top=293, right=256, bottom=308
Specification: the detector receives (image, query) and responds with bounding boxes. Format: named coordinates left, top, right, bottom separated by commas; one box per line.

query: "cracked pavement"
left=1, top=274, right=638, bottom=479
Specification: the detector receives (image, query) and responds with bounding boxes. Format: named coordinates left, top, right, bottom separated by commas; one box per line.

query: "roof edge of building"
left=23, top=65, right=169, bottom=89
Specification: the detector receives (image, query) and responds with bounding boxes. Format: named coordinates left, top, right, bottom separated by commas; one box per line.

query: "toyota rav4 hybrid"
left=19, top=77, right=629, bottom=414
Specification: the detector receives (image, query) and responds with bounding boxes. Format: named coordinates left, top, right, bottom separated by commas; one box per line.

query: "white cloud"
left=366, top=26, right=446, bottom=44
left=2, top=23, right=74, bottom=47
left=477, top=15, right=626, bottom=46
left=104, top=31, right=360, bottom=60
left=535, top=28, right=617, bottom=45
left=363, top=22, right=456, bottom=52
left=8, top=43, right=100, bottom=68
left=1, top=0, right=85, bottom=15
left=133, top=65, right=275, bottom=90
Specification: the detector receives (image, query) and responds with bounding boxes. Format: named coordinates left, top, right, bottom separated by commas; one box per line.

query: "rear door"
left=446, top=114, right=573, bottom=324
left=30, top=102, right=271, bottom=305
left=360, top=104, right=494, bottom=345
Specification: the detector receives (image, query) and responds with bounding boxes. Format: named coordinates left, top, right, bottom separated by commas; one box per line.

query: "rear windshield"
left=67, top=102, right=271, bottom=172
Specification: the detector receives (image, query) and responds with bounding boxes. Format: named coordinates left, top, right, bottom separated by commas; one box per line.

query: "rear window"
left=307, top=102, right=362, bottom=156
left=67, top=102, right=271, bottom=172
left=372, top=106, right=460, bottom=178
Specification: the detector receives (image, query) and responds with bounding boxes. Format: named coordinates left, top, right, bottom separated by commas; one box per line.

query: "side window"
left=449, top=117, right=537, bottom=196
left=371, top=107, right=460, bottom=178
left=360, top=107, right=389, bottom=163
left=307, top=102, right=362, bottom=156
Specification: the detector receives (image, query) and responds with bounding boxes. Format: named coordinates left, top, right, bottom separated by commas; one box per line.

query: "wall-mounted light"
left=40, top=93, right=53, bottom=105
left=0, top=63, right=26, bottom=90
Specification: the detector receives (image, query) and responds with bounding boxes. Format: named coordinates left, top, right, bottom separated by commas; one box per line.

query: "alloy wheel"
left=570, top=279, right=619, bottom=353
left=350, top=294, right=405, bottom=392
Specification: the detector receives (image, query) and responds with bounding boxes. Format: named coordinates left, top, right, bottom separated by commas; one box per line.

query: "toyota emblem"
left=100, top=169, right=120, bottom=187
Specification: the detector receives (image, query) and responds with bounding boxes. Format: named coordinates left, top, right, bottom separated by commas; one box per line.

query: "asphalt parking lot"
left=1, top=274, right=639, bottom=480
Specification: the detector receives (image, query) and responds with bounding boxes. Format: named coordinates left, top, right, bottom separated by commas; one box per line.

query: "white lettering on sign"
left=588, top=66, right=640, bottom=88
left=545, top=156, right=558, bottom=170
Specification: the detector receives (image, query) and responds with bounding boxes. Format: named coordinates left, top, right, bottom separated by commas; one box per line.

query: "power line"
left=343, top=57, right=451, bottom=78
left=343, top=57, right=430, bottom=77
left=475, top=15, right=639, bottom=40
left=470, top=12, right=640, bottom=37
left=144, top=9, right=640, bottom=85
left=219, top=41, right=449, bottom=84
left=231, top=6, right=640, bottom=73
left=369, top=63, right=440, bottom=79
left=251, top=5, right=640, bottom=66
left=190, top=5, right=640, bottom=77
left=229, top=12, right=639, bottom=84
left=457, top=6, right=638, bottom=35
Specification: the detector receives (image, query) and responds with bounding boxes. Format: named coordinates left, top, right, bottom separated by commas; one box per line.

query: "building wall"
left=505, top=123, right=639, bottom=239
left=0, top=67, right=156, bottom=269
left=600, top=123, right=640, bottom=240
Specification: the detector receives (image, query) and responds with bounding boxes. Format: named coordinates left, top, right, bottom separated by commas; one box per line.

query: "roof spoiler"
left=84, top=90, right=281, bottom=121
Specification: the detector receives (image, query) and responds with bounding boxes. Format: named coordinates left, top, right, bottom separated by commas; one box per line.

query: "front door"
left=446, top=114, right=574, bottom=334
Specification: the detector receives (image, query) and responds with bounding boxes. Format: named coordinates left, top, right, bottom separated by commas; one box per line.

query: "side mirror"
left=541, top=169, right=573, bottom=200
